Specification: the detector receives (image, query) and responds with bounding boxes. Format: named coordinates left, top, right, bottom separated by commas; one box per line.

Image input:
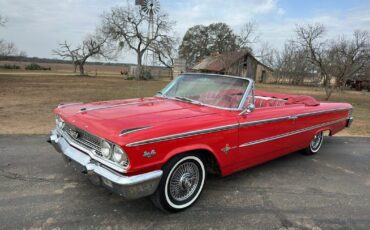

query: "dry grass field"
left=0, top=73, right=369, bottom=136
left=0, top=60, right=172, bottom=78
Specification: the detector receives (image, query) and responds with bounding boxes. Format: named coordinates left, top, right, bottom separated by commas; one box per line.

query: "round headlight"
left=56, top=116, right=64, bottom=129
left=112, top=145, right=128, bottom=166
left=55, top=116, right=60, bottom=126
left=101, top=141, right=112, bottom=158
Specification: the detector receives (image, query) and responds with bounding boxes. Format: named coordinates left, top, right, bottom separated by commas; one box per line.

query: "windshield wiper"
left=174, top=96, right=203, bottom=106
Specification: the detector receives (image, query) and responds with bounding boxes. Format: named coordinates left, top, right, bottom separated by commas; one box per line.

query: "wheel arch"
left=315, top=128, right=332, bottom=136
left=163, top=145, right=222, bottom=176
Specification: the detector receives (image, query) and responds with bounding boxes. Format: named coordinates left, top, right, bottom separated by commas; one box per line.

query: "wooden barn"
left=191, top=50, right=273, bottom=82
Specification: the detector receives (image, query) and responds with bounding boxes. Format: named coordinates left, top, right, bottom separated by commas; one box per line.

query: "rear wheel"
left=150, top=153, right=206, bottom=212
left=304, top=131, right=324, bottom=155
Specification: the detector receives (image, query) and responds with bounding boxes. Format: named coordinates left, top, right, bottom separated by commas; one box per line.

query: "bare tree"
left=256, top=41, right=277, bottom=67
left=53, top=41, right=79, bottom=72
left=149, top=35, right=178, bottom=78
left=237, top=21, right=259, bottom=49
left=53, top=34, right=113, bottom=75
left=274, top=41, right=316, bottom=85
left=328, top=31, right=370, bottom=89
left=295, top=24, right=370, bottom=99
left=0, top=41, right=19, bottom=56
left=0, top=15, right=26, bottom=57
left=101, top=3, right=174, bottom=79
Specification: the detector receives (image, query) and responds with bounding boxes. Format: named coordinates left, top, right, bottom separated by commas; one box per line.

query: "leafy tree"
left=179, top=23, right=239, bottom=66
left=179, top=22, right=257, bottom=67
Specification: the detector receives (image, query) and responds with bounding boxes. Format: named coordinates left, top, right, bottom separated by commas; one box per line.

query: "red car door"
left=234, top=105, right=300, bottom=171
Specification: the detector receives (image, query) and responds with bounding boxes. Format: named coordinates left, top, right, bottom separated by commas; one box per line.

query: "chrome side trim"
left=240, top=116, right=292, bottom=127
left=119, top=126, right=151, bottom=136
left=239, top=118, right=347, bottom=148
left=296, top=108, right=351, bottom=118
left=126, top=108, right=351, bottom=147
left=240, top=108, right=351, bottom=127
left=77, top=99, right=163, bottom=113
left=126, top=123, right=239, bottom=147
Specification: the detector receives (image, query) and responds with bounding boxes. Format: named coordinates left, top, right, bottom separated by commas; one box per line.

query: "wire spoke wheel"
left=151, top=154, right=206, bottom=212
left=169, top=162, right=200, bottom=202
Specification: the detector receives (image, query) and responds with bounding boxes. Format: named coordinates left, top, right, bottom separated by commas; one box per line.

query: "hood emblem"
left=143, top=150, right=156, bottom=158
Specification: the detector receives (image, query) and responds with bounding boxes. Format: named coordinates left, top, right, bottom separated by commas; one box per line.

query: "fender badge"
left=221, top=144, right=235, bottom=155
left=143, top=150, right=156, bottom=158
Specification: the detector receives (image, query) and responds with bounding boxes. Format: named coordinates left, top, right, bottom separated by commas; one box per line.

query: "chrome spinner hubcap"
left=311, top=133, right=323, bottom=150
left=169, top=162, right=200, bottom=202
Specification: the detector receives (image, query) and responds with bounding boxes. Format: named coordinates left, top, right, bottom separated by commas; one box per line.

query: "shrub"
left=0, top=64, right=21, bottom=69
left=25, top=63, right=51, bottom=71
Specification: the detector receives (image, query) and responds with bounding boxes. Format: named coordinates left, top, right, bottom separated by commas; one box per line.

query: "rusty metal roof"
left=192, top=50, right=273, bottom=72
left=192, top=50, right=250, bottom=72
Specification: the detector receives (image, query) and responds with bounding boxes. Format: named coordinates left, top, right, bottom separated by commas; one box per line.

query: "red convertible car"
left=49, top=73, right=353, bottom=212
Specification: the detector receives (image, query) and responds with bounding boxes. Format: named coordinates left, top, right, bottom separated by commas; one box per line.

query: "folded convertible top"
left=255, top=90, right=320, bottom=106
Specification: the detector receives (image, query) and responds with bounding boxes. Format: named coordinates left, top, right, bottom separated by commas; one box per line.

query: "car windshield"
left=160, top=74, right=250, bottom=109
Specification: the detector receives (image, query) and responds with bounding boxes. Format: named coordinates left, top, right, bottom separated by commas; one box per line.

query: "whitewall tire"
left=150, top=153, right=206, bottom=212
left=304, top=131, right=324, bottom=155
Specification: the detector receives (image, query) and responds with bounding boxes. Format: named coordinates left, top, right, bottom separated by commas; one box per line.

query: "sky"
left=1, top=0, right=370, bottom=64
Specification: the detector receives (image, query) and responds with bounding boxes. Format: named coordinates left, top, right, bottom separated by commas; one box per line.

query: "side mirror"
left=239, top=103, right=255, bottom=116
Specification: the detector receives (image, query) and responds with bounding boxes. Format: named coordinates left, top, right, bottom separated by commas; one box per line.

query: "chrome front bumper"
left=346, top=116, right=354, bottom=128
left=49, top=129, right=163, bottom=199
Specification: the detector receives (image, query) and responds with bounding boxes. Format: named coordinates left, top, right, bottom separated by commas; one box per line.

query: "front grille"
left=62, top=123, right=102, bottom=156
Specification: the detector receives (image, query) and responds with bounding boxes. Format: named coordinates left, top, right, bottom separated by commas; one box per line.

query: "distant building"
left=191, top=50, right=273, bottom=82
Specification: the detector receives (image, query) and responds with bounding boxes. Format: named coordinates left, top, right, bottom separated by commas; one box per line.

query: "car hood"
left=55, top=97, right=218, bottom=142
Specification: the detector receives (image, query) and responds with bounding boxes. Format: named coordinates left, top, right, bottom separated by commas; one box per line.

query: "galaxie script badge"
left=143, top=150, right=156, bottom=158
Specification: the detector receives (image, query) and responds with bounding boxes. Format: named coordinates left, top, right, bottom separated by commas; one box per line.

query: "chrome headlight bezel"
left=112, top=145, right=129, bottom=166
left=55, top=115, right=65, bottom=129
left=101, top=140, right=112, bottom=159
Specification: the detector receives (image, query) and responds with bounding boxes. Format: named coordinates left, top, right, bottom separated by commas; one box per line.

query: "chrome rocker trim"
left=49, top=129, right=163, bottom=199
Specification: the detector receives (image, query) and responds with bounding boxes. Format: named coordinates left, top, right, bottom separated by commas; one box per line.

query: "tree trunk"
left=79, top=64, right=85, bottom=76
left=73, top=63, right=77, bottom=73
left=136, top=52, right=143, bottom=80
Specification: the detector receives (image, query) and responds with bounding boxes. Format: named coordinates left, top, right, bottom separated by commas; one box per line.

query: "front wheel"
left=150, top=154, right=206, bottom=212
left=304, top=131, right=324, bottom=155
